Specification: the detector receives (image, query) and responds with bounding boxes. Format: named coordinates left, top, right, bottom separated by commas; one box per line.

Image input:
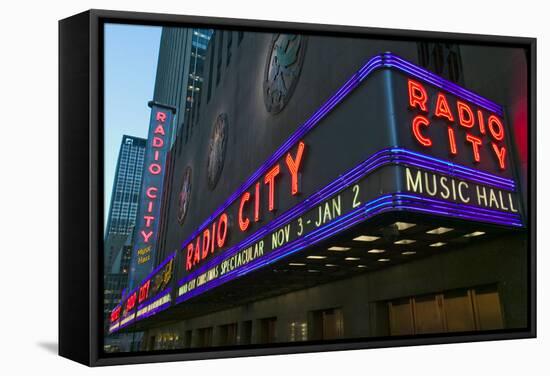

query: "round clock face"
left=263, top=34, right=307, bottom=114
left=177, top=166, right=192, bottom=225
left=206, top=113, right=228, bottom=189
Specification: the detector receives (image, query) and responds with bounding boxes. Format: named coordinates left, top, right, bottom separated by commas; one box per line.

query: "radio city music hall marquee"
left=110, top=52, right=524, bottom=332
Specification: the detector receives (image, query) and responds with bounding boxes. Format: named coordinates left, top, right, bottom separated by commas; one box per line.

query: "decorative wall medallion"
left=206, top=113, right=228, bottom=189
left=177, top=166, right=192, bottom=225
left=263, top=34, right=307, bottom=114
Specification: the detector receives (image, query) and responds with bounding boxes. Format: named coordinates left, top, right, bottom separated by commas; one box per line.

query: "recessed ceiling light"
left=289, top=262, right=306, bottom=266
left=402, top=251, right=417, bottom=255
left=394, top=239, right=416, bottom=245
left=464, top=231, right=486, bottom=238
left=357, top=265, right=367, bottom=268
left=394, top=222, right=416, bottom=231
left=429, top=242, right=446, bottom=247
left=368, top=249, right=386, bottom=254
left=353, top=235, right=380, bottom=242
left=307, top=269, right=320, bottom=273
left=426, top=227, right=454, bottom=235
left=328, top=246, right=351, bottom=252
left=345, top=257, right=360, bottom=261
left=377, top=258, right=391, bottom=262
left=307, top=255, right=327, bottom=259
left=325, top=264, right=338, bottom=267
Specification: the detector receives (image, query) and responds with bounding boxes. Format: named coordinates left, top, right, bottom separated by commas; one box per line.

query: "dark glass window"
left=216, top=31, right=224, bottom=86
left=418, top=42, right=464, bottom=84
left=226, top=31, right=232, bottom=66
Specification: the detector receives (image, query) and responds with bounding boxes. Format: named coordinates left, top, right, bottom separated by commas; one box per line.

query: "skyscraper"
left=104, top=135, right=147, bottom=272
left=153, top=27, right=213, bottom=149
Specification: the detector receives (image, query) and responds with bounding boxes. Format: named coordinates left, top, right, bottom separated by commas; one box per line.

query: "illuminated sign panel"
left=129, top=101, right=176, bottom=289
left=172, top=53, right=523, bottom=303
left=112, top=53, right=524, bottom=331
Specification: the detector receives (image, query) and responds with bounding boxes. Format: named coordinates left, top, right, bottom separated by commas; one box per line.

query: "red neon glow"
left=491, top=143, right=507, bottom=170
left=111, top=306, right=121, bottom=323
left=149, top=163, right=162, bottom=175
left=465, top=134, right=482, bottom=162
left=407, top=79, right=428, bottom=112
left=217, top=213, right=228, bottom=248
left=488, top=115, right=505, bottom=141
left=434, top=93, right=455, bottom=122
left=152, top=136, right=164, bottom=147
left=140, top=230, right=153, bottom=243
left=412, top=115, right=432, bottom=147
left=477, top=110, right=486, bottom=134
left=186, top=243, right=194, bottom=271
left=193, top=237, right=201, bottom=265
left=143, top=215, right=154, bottom=227
left=264, top=164, right=281, bottom=211
left=156, top=111, right=167, bottom=122
left=126, top=292, right=137, bottom=312
left=210, top=221, right=216, bottom=255
left=154, top=124, right=166, bottom=135
left=138, top=280, right=150, bottom=304
left=254, top=182, right=260, bottom=222
left=285, top=141, right=305, bottom=195
left=238, top=192, right=251, bottom=232
left=202, top=228, right=211, bottom=259
left=146, top=187, right=158, bottom=199
left=457, top=101, right=474, bottom=128
left=448, top=126, right=457, bottom=155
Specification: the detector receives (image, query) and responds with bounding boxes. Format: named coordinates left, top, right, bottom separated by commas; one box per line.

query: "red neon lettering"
left=111, top=306, right=121, bottom=322
left=407, top=79, right=428, bottom=112
left=457, top=101, right=474, bottom=128
left=152, top=136, right=164, bottom=148
left=156, top=111, right=167, bottom=122
left=238, top=192, right=251, bottom=232
left=186, top=243, right=194, bottom=271
left=149, top=163, right=162, bottom=175
left=465, top=134, right=483, bottom=162
left=217, top=213, right=228, bottom=248
left=138, top=280, right=150, bottom=303
left=434, top=93, right=455, bottom=122
left=488, top=115, right=504, bottom=141
left=146, top=187, right=158, bottom=199
left=154, top=124, right=166, bottom=135
left=412, top=115, right=432, bottom=147
left=448, top=126, right=457, bottom=155
left=147, top=201, right=153, bottom=213
left=264, top=164, right=281, bottom=211
left=254, top=182, right=260, bottom=222
left=210, top=222, right=216, bottom=254
left=285, top=141, right=305, bottom=195
left=126, top=292, right=136, bottom=311
left=477, top=110, right=486, bottom=134
left=143, top=215, right=154, bottom=227
left=492, top=143, right=507, bottom=170
left=193, top=237, right=201, bottom=265
left=141, top=230, right=153, bottom=243
left=202, top=229, right=210, bottom=259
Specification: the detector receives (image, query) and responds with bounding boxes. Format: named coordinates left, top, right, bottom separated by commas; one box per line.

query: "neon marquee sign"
left=407, top=79, right=508, bottom=170
left=185, top=141, right=306, bottom=273
left=110, top=52, right=524, bottom=332
left=128, top=101, right=176, bottom=289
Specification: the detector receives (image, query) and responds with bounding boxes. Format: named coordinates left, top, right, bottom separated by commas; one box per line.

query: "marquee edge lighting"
left=178, top=52, right=507, bottom=255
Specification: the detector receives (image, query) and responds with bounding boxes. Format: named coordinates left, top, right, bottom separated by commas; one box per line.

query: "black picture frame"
left=59, top=9, right=536, bottom=366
